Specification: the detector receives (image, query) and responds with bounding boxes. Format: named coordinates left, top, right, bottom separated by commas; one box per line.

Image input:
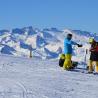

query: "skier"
left=63, top=33, right=82, bottom=70
left=88, top=38, right=98, bottom=74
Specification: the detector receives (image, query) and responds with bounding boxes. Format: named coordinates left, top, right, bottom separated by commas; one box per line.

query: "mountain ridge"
left=0, top=26, right=96, bottom=59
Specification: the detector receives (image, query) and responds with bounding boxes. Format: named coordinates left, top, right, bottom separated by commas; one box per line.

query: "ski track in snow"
left=0, top=54, right=98, bottom=98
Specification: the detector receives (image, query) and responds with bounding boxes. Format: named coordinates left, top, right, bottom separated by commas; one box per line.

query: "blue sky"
left=0, top=0, right=98, bottom=33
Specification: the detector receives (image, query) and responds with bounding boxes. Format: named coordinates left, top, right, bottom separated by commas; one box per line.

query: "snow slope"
left=0, top=27, right=96, bottom=59
left=0, top=54, right=98, bottom=98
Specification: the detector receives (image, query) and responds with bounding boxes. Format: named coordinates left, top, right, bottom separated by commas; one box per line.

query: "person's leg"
left=94, top=61, right=98, bottom=73
left=63, top=54, right=72, bottom=70
left=88, top=60, right=93, bottom=72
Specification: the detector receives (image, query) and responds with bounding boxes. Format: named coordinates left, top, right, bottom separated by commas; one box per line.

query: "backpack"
left=59, top=54, right=65, bottom=67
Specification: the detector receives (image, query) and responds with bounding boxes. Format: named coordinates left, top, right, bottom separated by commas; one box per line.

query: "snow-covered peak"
left=0, top=27, right=95, bottom=59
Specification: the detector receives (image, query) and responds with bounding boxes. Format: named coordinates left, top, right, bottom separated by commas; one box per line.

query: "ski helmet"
left=66, top=33, right=72, bottom=40
left=89, top=38, right=94, bottom=43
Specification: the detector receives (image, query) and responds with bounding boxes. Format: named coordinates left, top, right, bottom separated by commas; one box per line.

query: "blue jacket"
left=64, top=38, right=77, bottom=54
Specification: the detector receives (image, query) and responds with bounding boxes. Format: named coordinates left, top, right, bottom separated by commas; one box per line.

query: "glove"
left=77, top=44, right=82, bottom=47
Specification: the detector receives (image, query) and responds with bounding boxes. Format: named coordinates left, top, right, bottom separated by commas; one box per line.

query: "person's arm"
left=71, top=41, right=77, bottom=45
left=71, top=41, right=82, bottom=47
left=89, top=44, right=97, bottom=52
left=89, top=47, right=96, bottom=52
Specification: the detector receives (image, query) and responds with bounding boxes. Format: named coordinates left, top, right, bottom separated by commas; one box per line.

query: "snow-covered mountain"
left=0, top=26, right=96, bottom=59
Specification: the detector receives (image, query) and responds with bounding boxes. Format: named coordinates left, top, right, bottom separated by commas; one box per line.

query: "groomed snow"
left=0, top=54, right=98, bottom=98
